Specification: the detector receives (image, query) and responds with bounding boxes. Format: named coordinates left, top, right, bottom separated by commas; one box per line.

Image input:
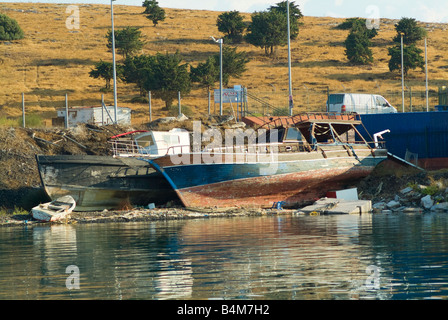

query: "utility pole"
left=211, top=36, right=224, bottom=116
left=425, top=37, right=429, bottom=111
left=287, top=0, right=293, bottom=116
left=401, top=33, right=405, bottom=113
left=111, top=0, right=118, bottom=123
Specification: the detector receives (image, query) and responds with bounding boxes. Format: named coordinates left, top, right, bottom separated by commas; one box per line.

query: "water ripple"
left=1, top=213, right=448, bottom=299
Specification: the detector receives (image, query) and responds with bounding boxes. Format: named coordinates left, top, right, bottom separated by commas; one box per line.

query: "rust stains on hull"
left=148, top=147, right=387, bottom=209
left=36, top=155, right=177, bottom=211
left=174, top=166, right=374, bottom=208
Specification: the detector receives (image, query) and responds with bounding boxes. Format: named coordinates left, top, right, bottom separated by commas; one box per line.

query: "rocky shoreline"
left=357, top=162, right=448, bottom=214
left=0, top=207, right=296, bottom=227
left=3, top=173, right=448, bottom=227
left=372, top=184, right=448, bottom=214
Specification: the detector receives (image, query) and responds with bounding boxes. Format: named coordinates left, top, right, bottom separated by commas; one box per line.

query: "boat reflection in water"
left=3, top=212, right=448, bottom=300
left=1, top=215, right=382, bottom=299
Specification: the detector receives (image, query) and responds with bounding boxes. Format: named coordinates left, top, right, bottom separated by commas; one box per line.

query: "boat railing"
left=202, top=139, right=383, bottom=155
left=108, top=139, right=141, bottom=157
left=108, top=139, right=190, bottom=157
left=110, top=135, right=385, bottom=157
left=164, top=145, right=192, bottom=155
left=203, top=142, right=283, bottom=154
left=261, top=112, right=361, bottom=129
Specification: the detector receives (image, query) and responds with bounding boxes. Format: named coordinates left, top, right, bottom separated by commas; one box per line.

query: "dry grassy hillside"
left=1, top=2, right=448, bottom=126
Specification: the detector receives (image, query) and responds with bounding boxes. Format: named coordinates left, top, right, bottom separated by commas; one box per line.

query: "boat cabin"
left=256, top=116, right=369, bottom=150
left=202, top=113, right=377, bottom=155
left=109, top=129, right=190, bottom=158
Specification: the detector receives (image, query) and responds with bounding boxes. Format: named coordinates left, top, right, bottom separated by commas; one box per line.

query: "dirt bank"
left=0, top=123, right=133, bottom=210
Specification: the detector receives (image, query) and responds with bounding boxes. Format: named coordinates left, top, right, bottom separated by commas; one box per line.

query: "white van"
left=326, top=93, right=397, bottom=114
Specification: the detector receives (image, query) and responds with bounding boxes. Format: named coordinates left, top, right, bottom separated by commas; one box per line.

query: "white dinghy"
left=32, top=195, right=76, bottom=222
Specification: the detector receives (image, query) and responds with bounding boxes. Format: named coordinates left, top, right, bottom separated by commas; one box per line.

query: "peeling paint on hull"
left=36, top=155, right=176, bottom=211
left=176, top=166, right=373, bottom=208
left=149, top=148, right=387, bottom=208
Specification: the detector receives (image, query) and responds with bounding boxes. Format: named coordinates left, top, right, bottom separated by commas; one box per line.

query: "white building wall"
left=57, top=106, right=131, bottom=127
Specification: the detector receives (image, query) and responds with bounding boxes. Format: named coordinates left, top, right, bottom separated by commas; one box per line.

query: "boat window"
left=135, top=135, right=154, bottom=148
left=257, top=128, right=284, bottom=143
left=163, top=135, right=180, bottom=146
left=284, top=127, right=302, bottom=141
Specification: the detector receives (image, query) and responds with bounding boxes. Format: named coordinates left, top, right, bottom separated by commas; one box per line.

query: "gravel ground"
left=0, top=207, right=294, bottom=227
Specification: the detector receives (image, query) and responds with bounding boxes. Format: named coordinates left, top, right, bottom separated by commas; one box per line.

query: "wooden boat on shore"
left=32, top=195, right=76, bottom=222
left=146, top=113, right=388, bottom=208
left=35, top=129, right=190, bottom=211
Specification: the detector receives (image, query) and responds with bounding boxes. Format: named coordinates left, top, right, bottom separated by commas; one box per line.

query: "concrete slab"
left=298, top=197, right=372, bottom=215
left=326, top=188, right=359, bottom=201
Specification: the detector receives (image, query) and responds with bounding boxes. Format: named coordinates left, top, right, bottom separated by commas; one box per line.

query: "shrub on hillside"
left=0, top=14, right=24, bottom=41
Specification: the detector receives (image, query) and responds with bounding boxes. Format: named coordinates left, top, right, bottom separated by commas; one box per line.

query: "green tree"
left=246, top=1, right=303, bottom=57
left=388, top=17, right=426, bottom=77
left=393, top=17, right=427, bottom=45
left=122, top=55, right=154, bottom=96
left=0, top=13, right=24, bottom=40
left=388, top=44, right=425, bottom=76
left=337, top=17, right=378, bottom=39
left=106, top=26, right=144, bottom=59
left=191, top=46, right=248, bottom=90
left=344, top=19, right=374, bottom=64
left=217, top=11, right=246, bottom=44
left=269, top=1, right=303, bottom=39
left=143, top=52, right=191, bottom=109
left=190, top=57, right=220, bottom=92
left=246, top=10, right=287, bottom=57
left=142, top=0, right=166, bottom=27
left=89, top=60, right=122, bottom=90
left=336, top=17, right=361, bottom=30
left=213, top=46, right=249, bottom=86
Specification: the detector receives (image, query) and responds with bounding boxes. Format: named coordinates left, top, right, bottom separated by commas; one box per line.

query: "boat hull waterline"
left=36, top=155, right=177, bottom=211
left=148, top=149, right=387, bottom=208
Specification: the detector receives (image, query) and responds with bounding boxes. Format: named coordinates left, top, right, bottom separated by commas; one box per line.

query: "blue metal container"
left=359, top=111, right=448, bottom=169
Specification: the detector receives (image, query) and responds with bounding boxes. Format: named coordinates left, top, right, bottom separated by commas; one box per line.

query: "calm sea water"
left=1, top=212, right=448, bottom=300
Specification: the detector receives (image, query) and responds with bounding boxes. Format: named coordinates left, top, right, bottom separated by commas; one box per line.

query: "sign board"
left=214, top=87, right=243, bottom=104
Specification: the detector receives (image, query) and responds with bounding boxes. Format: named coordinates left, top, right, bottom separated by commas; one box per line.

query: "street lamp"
left=400, top=32, right=404, bottom=113
left=425, top=37, right=429, bottom=112
left=111, top=0, right=118, bottom=123
left=287, top=0, right=293, bottom=116
left=211, top=36, right=223, bottom=116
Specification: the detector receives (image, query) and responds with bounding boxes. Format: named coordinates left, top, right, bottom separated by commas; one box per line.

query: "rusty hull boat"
left=36, top=155, right=175, bottom=212
left=147, top=113, right=388, bottom=208
left=36, top=129, right=190, bottom=211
